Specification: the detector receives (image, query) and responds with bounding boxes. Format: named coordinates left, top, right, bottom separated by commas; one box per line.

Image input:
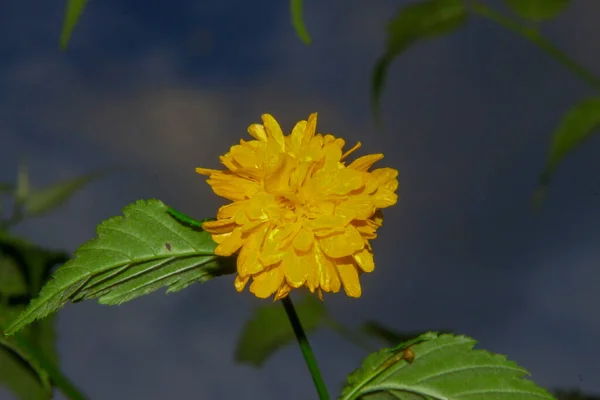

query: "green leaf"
left=339, top=333, right=555, bottom=400
left=535, top=98, right=600, bottom=206
left=60, top=0, right=88, bottom=50
left=361, top=321, right=451, bottom=348
left=4, top=199, right=236, bottom=335
left=235, top=294, right=325, bottom=367
left=24, top=169, right=111, bottom=218
left=372, top=0, right=467, bottom=124
left=290, top=0, right=312, bottom=45
left=504, top=0, right=571, bottom=21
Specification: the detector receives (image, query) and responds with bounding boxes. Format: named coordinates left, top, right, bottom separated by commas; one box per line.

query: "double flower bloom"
left=197, top=113, right=398, bottom=300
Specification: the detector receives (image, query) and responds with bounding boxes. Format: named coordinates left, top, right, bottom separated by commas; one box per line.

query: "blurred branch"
left=323, top=316, right=375, bottom=353
left=471, top=1, right=600, bottom=92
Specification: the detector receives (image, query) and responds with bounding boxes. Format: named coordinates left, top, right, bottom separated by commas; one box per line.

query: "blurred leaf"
left=4, top=330, right=87, bottom=400
left=0, top=232, right=69, bottom=297
left=372, top=0, right=467, bottom=124
left=0, top=183, right=14, bottom=193
left=235, top=295, right=326, bottom=367
left=60, top=0, right=88, bottom=50
left=339, top=333, right=555, bottom=400
left=535, top=98, right=600, bottom=206
left=0, top=329, right=53, bottom=400
left=361, top=320, right=451, bottom=348
left=290, top=0, right=312, bottom=45
left=0, top=183, right=12, bottom=221
left=25, top=169, right=110, bottom=218
left=504, top=0, right=571, bottom=21
left=0, top=252, right=28, bottom=297
left=0, top=234, right=69, bottom=400
left=387, top=331, right=441, bottom=353
left=4, top=199, right=236, bottom=335
left=15, top=159, right=29, bottom=205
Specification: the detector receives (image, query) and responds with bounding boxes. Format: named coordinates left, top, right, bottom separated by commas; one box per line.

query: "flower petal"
left=249, top=266, right=284, bottom=298
left=336, top=196, right=375, bottom=220
left=348, top=154, right=383, bottom=172
left=283, top=250, right=309, bottom=288
left=292, top=227, right=314, bottom=252
left=315, top=168, right=364, bottom=195
left=309, top=214, right=351, bottom=231
left=353, top=221, right=378, bottom=240
left=261, top=227, right=289, bottom=266
left=303, top=113, right=318, bottom=145
left=217, top=202, right=245, bottom=220
left=262, top=114, right=285, bottom=150
left=289, top=120, right=307, bottom=155
left=248, top=123, right=268, bottom=141
left=211, top=232, right=231, bottom=244
left=206, top=171, right=261, bottom=201
left=202, top=218, right=236, bottom=234
left=196, top=167, right=221, bottom=176
left=319, top=226, right=364, bottom=258
left=373, top=188, right=398, bottom=208
left=337, top=258, right=362, bottom=297
left=264, top=153, right=296, bottom=194
left=215, top=227, right=243, bottom=256
left=341, top=142, right=362, bottom=161
left=352, top=248, right=374, bottom=272
left=238, top=223, right=269, bottom=275
left=314, top=245, right=341, bottom=293
left=366, top=167, right=398, bottom=193
left=305, top=249, right=319, bottom=292
left=274, top=283, right=291, bottom=300
left=234, top=275, right=250, bottom=292
left=322, top=142, right=342, bottom=165
left=230, top=144, right=259, bottom=169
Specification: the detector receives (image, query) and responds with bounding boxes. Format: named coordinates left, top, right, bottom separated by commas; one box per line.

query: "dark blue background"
left=1, top=0, right=599, bottom=398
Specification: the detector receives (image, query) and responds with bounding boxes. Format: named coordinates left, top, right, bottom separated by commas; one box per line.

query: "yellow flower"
left=196, top=113, right=398, bottom=300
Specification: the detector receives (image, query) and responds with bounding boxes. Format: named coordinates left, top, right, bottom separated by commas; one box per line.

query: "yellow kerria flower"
left=196, top=113, right=398, bottom=300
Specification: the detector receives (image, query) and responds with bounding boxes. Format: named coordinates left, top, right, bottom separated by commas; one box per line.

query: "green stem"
left=13, top=333, right=87, bottom=400
left=281, top=296, right=330, bottom=400
left=323, top=317, right=374, bottom=353
left=471, top=1, right=600, bottom=92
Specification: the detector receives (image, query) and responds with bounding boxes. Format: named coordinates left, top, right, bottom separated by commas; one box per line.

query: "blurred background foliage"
left=0, top=162, right=104, bottom=399
left=2, top=0, right=599, bottom=398
left=233, top=293, right=598, bottom=399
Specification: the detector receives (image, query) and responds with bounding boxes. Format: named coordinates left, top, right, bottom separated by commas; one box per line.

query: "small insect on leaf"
left=403, top=347, right=415, bottom=363
left=377, top=346, right=418, bottom=374
left=378, top=352, right=406, bottom=373
left=167, top=207, right=212, bottom=228
left=165, top=243, right=171, bottom=251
